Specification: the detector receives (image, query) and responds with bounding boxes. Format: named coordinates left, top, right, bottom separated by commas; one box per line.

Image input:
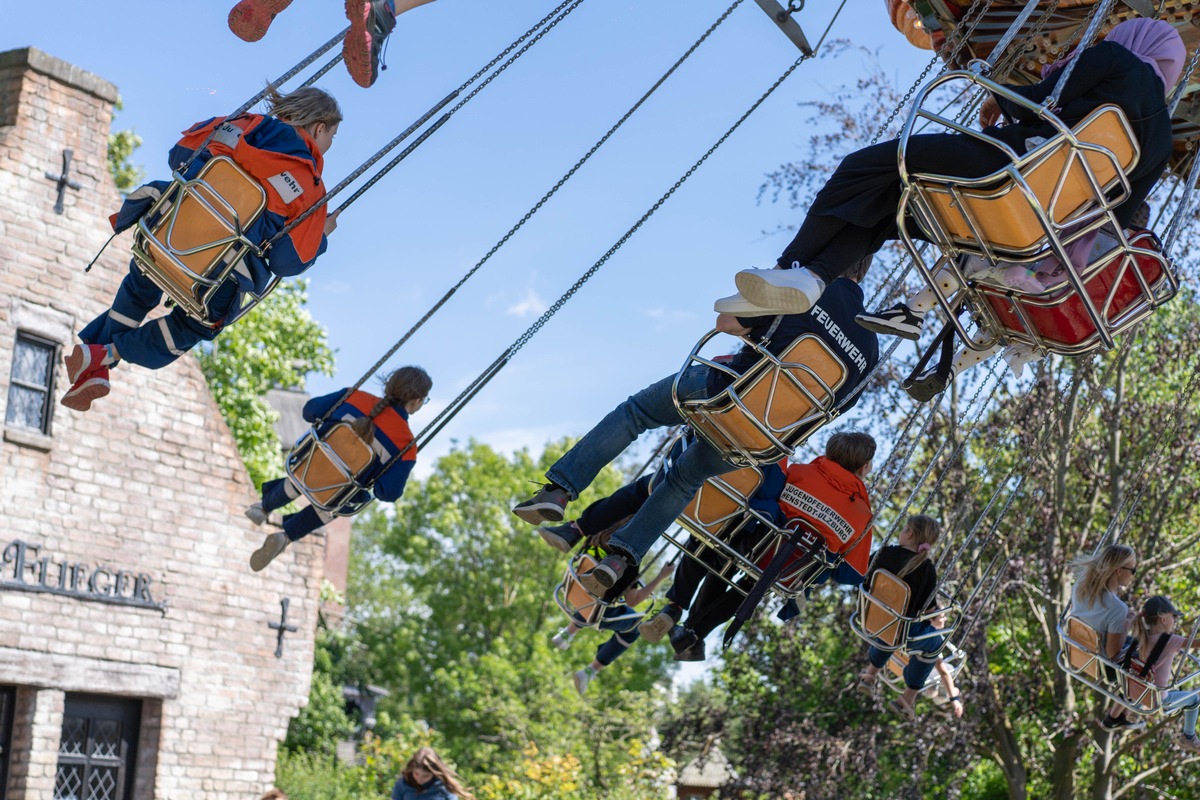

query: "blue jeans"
left=1165, top=689, right=1200, bottom=737
left=546, top=367, right=738, bottom=563
left=593, top=605, right=641, bottom=666
left=868, top=621, right=946, bottom=690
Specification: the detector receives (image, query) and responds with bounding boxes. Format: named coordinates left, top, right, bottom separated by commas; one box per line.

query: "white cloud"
left=505, top=288, right=548, bottom=317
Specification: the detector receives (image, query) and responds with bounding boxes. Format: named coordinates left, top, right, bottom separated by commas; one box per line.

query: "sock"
left=584, top=664, right=598, bottom=677
left=102, top=344, right=118, bottom=366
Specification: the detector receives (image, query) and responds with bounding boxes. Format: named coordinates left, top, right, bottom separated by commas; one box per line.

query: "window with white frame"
left=6, top=333, right=57, bottom=434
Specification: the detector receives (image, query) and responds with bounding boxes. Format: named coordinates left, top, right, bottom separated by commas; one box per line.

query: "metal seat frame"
left=659, top=463, right=840, bottom=601
left=553, top=552, right=649, bottom=630
left=130, top=155, right=276, bottom=328
left=672, top=331, right=845, bottom=469
left=880, top=640, right=969, bottom=698
left=1056, top=612, right=1200, bottom=717
left=895, top=69, right=1177, bottom=356
left=848, top=573, right=962, bottom=656
left=284, top=422, right=378, bottom=518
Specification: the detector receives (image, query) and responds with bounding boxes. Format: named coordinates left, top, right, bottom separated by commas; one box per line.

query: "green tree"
left=347, top=438, right=675, bottom=795
left=106, top=97, right=144, bottom=194
left=196, top=279, right=335, bottom=488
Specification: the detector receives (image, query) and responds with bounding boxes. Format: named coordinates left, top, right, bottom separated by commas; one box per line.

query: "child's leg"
left=906, top=269, right=961, bottom=314
left=1185, top=702, right=1199, bottom=738
left=261, top=476, right=302, bottom=514
left=107, top=281, right=236, bottom=369
left=594, top=617, right=639, bottom=667
left=281, top=505, right=334, bottom=543
left=78, top=262, right=165, bottom=350
left=950, top=342, right=1002, bottom=377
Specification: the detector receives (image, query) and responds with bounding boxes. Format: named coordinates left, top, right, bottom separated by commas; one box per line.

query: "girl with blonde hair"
left=248, top=366, right=431, bottom=570
left=392, top=746, right=474, bottom=800
left=1070, top=543, right=1137, bottom=661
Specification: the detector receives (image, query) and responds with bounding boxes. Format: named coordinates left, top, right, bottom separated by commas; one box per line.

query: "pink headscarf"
left=1041, top=18, right=1186, bottom=96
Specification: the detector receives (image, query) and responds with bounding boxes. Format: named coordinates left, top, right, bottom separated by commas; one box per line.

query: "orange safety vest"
left=777, top=456, right=873, bottom=575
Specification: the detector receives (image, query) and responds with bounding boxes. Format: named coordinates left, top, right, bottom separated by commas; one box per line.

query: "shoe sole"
left=735, top=271, right=817, bottom=315
left=513, top=501, right=565, bottom=526
left=60, top=377, right=109, bottom=412
left=228, top=0, right=291, bottom=42
left=537, top=527, right=573, bottom=553
left=578, top=567, right=616, bottom=597
left=572, top=673, right=588, bottom=696
left=854, top=315, right=921, bottom=341
left=250, top=537, right=288, bottom=572
left=903, top=374, right=948, bottom=403
left=638, top=612, right=676, bottom=643
left=672, top=647, right=706, bottom=662
left=63, top=345, right=96, bottom=384
left=344, top=0, right=381, bottom=88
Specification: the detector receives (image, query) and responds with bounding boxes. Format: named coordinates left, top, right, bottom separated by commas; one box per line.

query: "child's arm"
left=935, top=660, right=964, bottom=718
left=373, top=459, right=416, bottom=503
left=300, top=390, right=345, bottom=423
left=624, top=562, right=674, bottom=607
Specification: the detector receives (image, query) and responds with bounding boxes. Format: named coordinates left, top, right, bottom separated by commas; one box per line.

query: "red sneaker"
left=60, top=366, right=110, bottom=412
left=63, top=343, right=111, bottom=384
left=344, top=0, right=396, bottom=88
left=228, top=0, right=295, bottom=42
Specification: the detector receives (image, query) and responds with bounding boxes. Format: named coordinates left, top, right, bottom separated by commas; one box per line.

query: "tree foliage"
left=196, top=279, right=335, bottom=488
left=106, top=97, right=144, bottom=195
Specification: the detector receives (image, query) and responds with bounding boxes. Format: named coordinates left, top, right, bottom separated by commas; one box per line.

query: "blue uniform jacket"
left=303, top=389, right=417, bottom=503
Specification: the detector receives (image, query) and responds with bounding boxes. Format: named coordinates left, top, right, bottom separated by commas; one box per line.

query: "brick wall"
left=0, top=48, right=323, bottom=799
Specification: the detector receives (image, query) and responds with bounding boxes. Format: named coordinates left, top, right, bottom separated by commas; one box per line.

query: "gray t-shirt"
left=1071, top=582, right=1129, bottom=641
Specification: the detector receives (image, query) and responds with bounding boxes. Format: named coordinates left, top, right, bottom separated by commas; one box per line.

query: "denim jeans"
left=1164, top=689, right=1200, bottom=737
left=868, top=620, right=946, bottom=690
left=546, top=366, right=738, bottom=562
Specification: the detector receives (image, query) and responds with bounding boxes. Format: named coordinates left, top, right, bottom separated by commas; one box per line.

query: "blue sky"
left=3, top=0, right=932, bottom=473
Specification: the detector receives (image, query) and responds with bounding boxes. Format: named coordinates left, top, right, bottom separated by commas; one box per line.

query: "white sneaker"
left=734, top=266, right=826, bottom=315
left=551, top=627, right=575, bottom=650
left=573, top=668, right=593, bottom=696
left=713, top=292, right=783, bottom=317
left=250, top=532, right=289, bottom=572
left=245, top=502, right=268, bottom=526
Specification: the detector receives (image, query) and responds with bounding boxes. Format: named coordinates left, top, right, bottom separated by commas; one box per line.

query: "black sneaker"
left=856, top=303, right=924, bottom=340
left=669, top=624, right=699, bottom=654
left=513, top=484, right=570, bottom=525
left=538, top=521, right=581, bottom=553
left=638, top=603, right=683, bottom=643
left=1100, top=714, right=1146, bottom=732
left=578, top=553, right=629, bottom=596
left=673, top=637, right=707, bottom=662
left=344, top=0, right=397, bottom=88
left=903, top=365, right=954, bottom=403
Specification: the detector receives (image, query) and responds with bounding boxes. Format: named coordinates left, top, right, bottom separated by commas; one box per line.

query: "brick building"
left=0, top=48, right=327, bottom=799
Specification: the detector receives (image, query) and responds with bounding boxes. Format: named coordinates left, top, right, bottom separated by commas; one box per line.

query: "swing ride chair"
left=880, top=641, right=968, bottom=698
left=284, top=421, right=378, bottom=517
left=1056, top=612, right=1200, bottom=717
left=554, top=551, right=648, bottom=630
left=895, top=69, right=1177, bottom=356
left=672, top=332, right=847, bottom=469
left=129, top=155, right=273, bottom=328
left=849, top=569, right=961, bottom=659
left=658, top=463, right=837, bottom=601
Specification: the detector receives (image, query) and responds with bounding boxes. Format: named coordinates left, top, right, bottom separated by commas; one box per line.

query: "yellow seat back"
left=919, top=105, right=1137, bottom=254
left=691, top=335, right=847, bottom=459
left=861, top=570, right=911, bottom=648
left=1064, top=617, right=1102, bottom=683
left=886, top=650, right=910, bottom=680
left=564, top=553, right=604, bottom=625
left=293, top=423, right=376, bottom=505
left=142, top=156, right=267, bottom=294
left=681, top=467, right=764, bottom=535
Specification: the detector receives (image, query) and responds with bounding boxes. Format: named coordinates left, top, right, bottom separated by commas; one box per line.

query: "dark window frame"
left=54, top=694, right=141, bottom=800
left=0, top=685, right=14, bottom=800
left=6, top=332, right=58, bottom=435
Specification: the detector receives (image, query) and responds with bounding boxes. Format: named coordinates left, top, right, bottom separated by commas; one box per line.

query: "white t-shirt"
left=1071, top=583, right=1129, bottom=643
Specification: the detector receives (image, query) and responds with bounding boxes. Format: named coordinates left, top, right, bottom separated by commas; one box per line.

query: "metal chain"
left=312, top=0, right=746, bottom=425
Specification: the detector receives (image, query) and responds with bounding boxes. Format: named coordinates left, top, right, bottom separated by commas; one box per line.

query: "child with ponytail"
left=246, top=365, right=431, bottom=570
left=855, top=515, right=947, bottom=718
left=1101, top=595, right=1200, bottom=743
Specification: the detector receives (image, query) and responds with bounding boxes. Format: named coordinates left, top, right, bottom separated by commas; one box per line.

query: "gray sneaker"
left=250, top=531, right=289, bottom=572
left=538, top=521, right=582, bottom=553
left=513, top=485, right=570, bottom=525
left=245, top=502, right=268, bottom=526
left=578, top=553, right=629, bottom=596
left=638, top=604, right=682, bottom=643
